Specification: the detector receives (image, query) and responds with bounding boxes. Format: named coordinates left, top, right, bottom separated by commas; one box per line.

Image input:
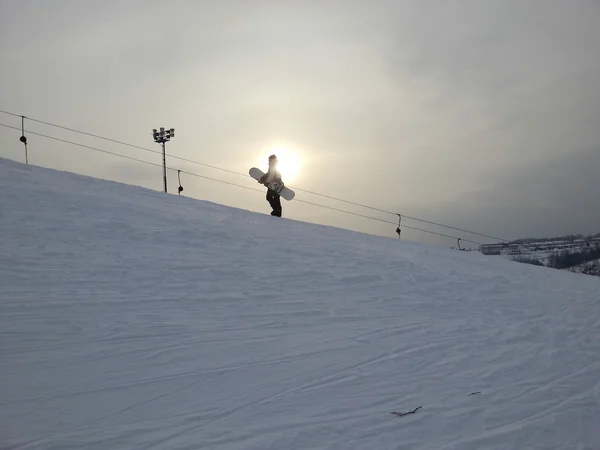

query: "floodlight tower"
left=152, top=127, right=175, bottom=193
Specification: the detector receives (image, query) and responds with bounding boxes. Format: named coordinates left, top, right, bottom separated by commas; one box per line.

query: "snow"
left=1, top=156, right=600, bottom=450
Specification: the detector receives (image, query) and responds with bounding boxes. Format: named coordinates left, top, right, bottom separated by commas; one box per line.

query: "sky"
left=1, top=0, right=599, bottom=247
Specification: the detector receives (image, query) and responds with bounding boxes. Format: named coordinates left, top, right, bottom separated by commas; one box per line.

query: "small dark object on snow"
left=391, top=406, right=422, bottom=417
left=468, top=391, right=482, bottom=396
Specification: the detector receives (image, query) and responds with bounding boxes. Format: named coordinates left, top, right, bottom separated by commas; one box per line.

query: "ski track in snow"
left=1, top=157, right=600, bottom=449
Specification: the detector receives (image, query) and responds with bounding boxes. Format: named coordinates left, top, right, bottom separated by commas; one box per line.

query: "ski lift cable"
left=0, top=111, right=504, bottom=241
left=0, top=122, right=482, bottom=245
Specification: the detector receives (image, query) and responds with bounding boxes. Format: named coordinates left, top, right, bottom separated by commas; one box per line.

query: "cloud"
left=422, top=146, right=600, bottom=240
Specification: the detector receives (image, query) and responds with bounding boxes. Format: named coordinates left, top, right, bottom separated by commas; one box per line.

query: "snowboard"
left=249, top=167, right=295, bottom=201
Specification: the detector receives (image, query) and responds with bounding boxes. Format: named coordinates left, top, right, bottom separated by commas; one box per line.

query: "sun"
left=256, top=146, right=302, bottom=184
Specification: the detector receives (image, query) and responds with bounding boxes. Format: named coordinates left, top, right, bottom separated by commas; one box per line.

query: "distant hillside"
left=479, top=234, right=600, bottom=277
left=512, top=246, right=600, bottom=273
left=511, top=233, right=600, bottom=244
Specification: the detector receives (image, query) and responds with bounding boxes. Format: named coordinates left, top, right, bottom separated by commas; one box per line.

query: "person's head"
left=268, top=154, right=278, bottom=166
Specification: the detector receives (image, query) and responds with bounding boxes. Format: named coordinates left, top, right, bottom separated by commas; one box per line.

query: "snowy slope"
left=1, top=156, right=599, bottom=450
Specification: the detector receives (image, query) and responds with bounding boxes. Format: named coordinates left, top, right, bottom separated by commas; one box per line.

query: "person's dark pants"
left=266, top=189, right=282, bottom=216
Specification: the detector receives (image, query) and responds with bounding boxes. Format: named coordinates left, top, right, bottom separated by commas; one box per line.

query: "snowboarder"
left=259, top=154, right=283, bottom=217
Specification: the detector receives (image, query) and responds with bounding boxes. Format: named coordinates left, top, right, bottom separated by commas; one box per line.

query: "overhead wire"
left=0, top=123, right=266, bottom=195
left=0, top=123, right=165, bottom=170
left=0, top=109, right=249, bottom=178
left=0, top=121, right=484, bottom=244
left=1, top=122, right=483, bottom=245
left=287, top=188, right=504, bottom=242
left=0, top=110, right=500, bottom=243
left=292, top=198, right=482, bottom=244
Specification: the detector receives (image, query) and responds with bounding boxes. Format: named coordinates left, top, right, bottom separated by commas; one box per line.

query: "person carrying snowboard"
left=259, top=154, right=283, bottom=217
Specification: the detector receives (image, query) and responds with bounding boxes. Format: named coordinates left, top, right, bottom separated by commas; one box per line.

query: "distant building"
left=479, top=243, right=508, bottom=255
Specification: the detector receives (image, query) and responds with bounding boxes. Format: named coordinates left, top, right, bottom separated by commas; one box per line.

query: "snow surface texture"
left=1, top=156, right=600, bottom=450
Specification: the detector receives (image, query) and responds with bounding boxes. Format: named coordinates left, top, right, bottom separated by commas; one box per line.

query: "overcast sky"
left=1, top=0, right=599, bottom=246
